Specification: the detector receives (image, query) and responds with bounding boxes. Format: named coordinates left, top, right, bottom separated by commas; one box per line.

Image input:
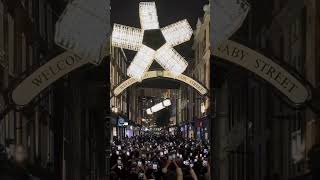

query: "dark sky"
left=111, top=0, right=209, bottom=29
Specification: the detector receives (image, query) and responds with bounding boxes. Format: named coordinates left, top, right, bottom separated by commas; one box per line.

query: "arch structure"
left=113, top=71, right=208, bottom=97
left=212, top=40, right=311, bottom=106
left=10, top=41, right=311, bottom=108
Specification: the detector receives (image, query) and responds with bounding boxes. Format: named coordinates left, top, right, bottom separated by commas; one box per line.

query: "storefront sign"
left=12, top=52, right=89, bottom=106
left=113, top=71, right=208, bottom=96
left=213, top=40, right=310, bottom=105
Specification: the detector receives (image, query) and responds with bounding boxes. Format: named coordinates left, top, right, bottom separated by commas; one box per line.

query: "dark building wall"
left=52, top=63, right=108, bottom=180
left=213, top=0, right=319, bottom=180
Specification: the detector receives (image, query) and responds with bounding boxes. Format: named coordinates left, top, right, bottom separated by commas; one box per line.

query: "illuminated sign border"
left=113, top=71, right=208, bottom=97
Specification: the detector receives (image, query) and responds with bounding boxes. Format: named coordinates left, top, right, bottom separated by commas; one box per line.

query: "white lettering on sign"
left=12, top=52, right=89, bottom=106
left=213, top=40, right=310, bottom=105
left=113, top=71, right=208, bottom=97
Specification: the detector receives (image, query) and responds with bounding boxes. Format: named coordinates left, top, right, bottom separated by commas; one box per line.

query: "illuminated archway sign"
left=113, top=71, right=208, bottom=97
left=212, top=40, right=310, bottom=105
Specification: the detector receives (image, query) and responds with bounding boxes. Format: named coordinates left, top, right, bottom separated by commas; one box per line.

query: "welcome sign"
left=12, top=52, right=89, bottom=106
left=113, top=71, right=208, bottom=97
left=213, top=40, right=310, bottom=105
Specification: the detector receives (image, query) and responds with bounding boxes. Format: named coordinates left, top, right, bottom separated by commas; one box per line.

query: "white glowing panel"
left=55, top=0, right=110, bottom=65
left=127, top=45, right=155, bottom=81
left=111, top=24, right=144, bottom=51
left=151, top=102, right=165, bottom=113
left=161, top=19, right=193, bottom=46
left=147, top=108, right=153, bottom=115
left=163, top=99, right=172, bottom=107
left=155, top=44, right=188, bottom=77
left=139, top=2, right=160, bottom=30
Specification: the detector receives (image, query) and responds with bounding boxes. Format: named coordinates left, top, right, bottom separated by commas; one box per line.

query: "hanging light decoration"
left=127, top=45, right=155, bottom=81
left=139, top=2, right=160, bottom=30
left=146, top=99, right=172, bottom=115
left=111, top=24, right=144, bottom=51
left=111, top=1, right=193, bottom=80
left=154, top=44, right=188, bottom=77
left=161, top=19, right=193, bottom=47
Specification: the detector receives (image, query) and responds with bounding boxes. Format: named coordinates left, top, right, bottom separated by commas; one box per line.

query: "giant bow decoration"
left=111, top=2, right=193, bottom=81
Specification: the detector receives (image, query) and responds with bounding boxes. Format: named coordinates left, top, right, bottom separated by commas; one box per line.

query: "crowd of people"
left=110, top=134, right=211, bottom=180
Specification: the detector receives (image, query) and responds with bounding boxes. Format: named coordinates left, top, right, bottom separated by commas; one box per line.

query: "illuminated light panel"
left=127, top=45, right=155, bottom=81
left=163, top=99, right=172, bottom=107
left=111, top=24, right=144, bottom=51
left=161, top=19, right=193, bottom=46
left=55, top=0, right=109, bottom=64
left=155, top=44, right=188, bottom=77
left=147, top=108, right=153, bottom=115
left=146, top=99, right=172, bottom=115
left=151, top=102, right=165, bottom=113
left=139, top=2, right=160, bottom=30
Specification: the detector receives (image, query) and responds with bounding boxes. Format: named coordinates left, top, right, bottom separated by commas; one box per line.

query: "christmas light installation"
left=146, top=99, right=172, bottom=115
left=111, top=1, right=193, bottom=81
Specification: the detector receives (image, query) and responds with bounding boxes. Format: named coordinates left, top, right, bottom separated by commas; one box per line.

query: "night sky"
left=111, top=0, right=209, bottom=29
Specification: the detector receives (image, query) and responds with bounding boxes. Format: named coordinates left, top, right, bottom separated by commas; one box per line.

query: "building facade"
left=213, top=0, right=320, bottom=180
left=0, top=0, right=57, bottom=176
left=0, top=1, right=110, bottom=180
left=110, top=45, right=129, bottom=139
left=177, top=5, right=211, bottom=140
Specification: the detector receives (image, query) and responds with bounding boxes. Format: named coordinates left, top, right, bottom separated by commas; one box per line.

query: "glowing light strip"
left=111, top=24, right=144, bottom=51
left=139, top=2, right=160, bottom=30
left=161, top=19, right=193, bottom=46
left=146, top=99, right=172, bottom=115
left=127, top=45, right=155, bottom=81
left=155, top=44, right=188, bottom=77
